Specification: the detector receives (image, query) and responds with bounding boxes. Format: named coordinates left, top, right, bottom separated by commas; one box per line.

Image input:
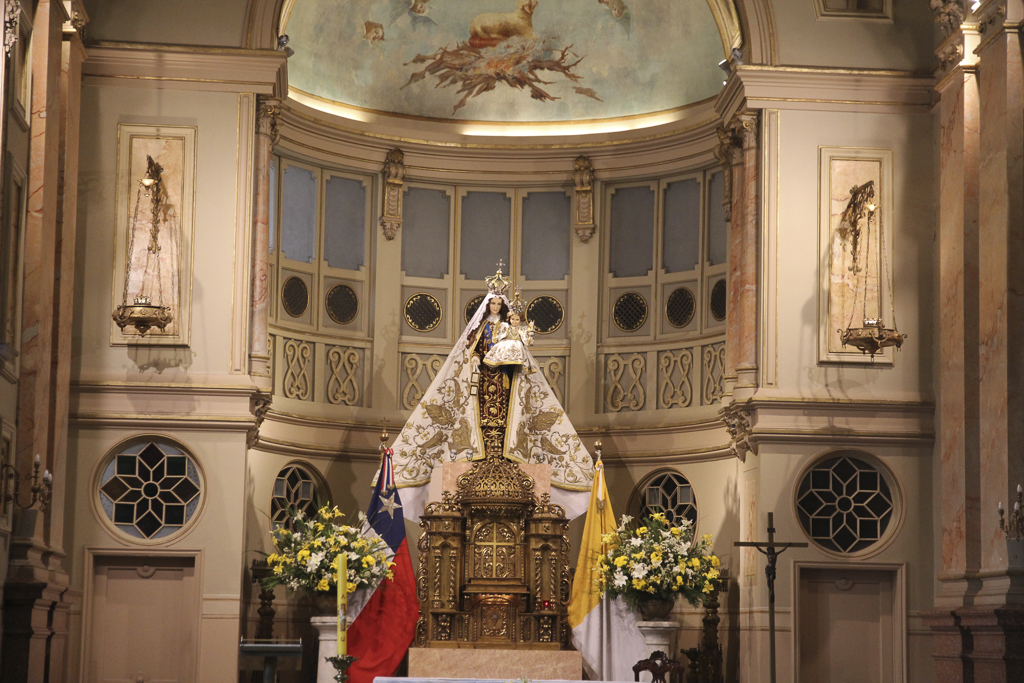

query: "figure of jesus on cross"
left=734, top=512, right=807, bottom=683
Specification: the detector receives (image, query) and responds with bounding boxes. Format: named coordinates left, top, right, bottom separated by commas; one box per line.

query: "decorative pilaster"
left=734, top=113, right=759, bottom=397
left=715, top=121, right=743, bottom=400
left=379, top=148, right=405, bottom=240
left=249, top=96, right=280, bottom=381
left=572, top=155, right=596, bottom=243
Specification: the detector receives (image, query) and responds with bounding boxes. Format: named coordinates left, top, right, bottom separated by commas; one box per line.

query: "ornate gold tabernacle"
left=415, top=454, right=572, bottom=649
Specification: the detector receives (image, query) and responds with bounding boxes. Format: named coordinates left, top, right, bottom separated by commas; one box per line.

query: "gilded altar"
left=415, top=454, right=572, bottom=650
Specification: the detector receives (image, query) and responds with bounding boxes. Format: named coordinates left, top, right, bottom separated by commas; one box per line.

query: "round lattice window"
left=633, top=470, right=697, bottom=528
left=97, top=439, right=203, bottom=541
left=527, top=295, right=564, bottom=334
left=270, top=464, right=325, bottom=531
left=281, top=276, right=309, bottom=318
left=709, top=280, right=727, bottom=322
left=796, top=454, right=896, bottom=554
left=613, top=292, right=648, bottom=332
left=666, top=287, right=696, bottom=328
left=465, top=295, right=485, bottom=324
left=325, top=284, right=358, bottom=324
left=405, top=292, right=442, bottom=332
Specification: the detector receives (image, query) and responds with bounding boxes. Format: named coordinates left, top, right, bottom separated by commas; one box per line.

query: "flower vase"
left=637, top=597, right=675, bottom=621
left=310, top=589, right=338, bottom=616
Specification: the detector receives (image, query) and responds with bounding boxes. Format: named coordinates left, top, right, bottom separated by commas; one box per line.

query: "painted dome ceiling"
left=284, top=0, right=738, bottom=124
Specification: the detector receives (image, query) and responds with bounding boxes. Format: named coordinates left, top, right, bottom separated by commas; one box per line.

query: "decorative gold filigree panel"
left=702, top=342, right=725, bottom=405
left=326, top=345, right=361, bottom=406
left=658, top=348, right=693, bottom=409
left=605, top=353, right=645, bottom=412
left=282, top=338, right=312, bottom=400
left=401, top=353, right=445, bottom=410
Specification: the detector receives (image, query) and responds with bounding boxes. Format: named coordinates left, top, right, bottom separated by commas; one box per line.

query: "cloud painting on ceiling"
left=285, top=0, right=729, bottom=122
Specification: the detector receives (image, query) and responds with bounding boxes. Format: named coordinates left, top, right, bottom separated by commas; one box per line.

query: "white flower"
left=619, top=514, right=633, bottom=526
left=613, top=572, right=627, bottom=588
left=630, top=537, right=643, bottom=547
left=631, top=563, right=649, bottom=579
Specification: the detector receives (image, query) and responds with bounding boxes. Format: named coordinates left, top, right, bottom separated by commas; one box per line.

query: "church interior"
left=0, top=0, right=1021, bottom=681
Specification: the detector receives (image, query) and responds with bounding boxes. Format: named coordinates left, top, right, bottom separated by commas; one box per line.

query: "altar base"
left=409, top=647, right=582, bottom=679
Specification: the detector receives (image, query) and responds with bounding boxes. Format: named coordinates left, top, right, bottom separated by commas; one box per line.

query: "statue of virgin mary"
left=392, top=265, right=594, bottom=522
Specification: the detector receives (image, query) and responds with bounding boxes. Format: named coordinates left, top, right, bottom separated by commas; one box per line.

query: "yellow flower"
left=338, top=537, right=349, bottom=547
left=346, top=581, right=357, bottom=594
left=636, top=527, right=648, bottom=536
left=297, top=549, right=311, bottom=562
left=362, top=555, right=376, bottom=568
left=702, top=582, right=714, bottom=594
left=316, top=578, right=330, bottom=592
left=651, top=512, right=667, bottom=523
left=315, top=522, right=325, bottom=532
left=690, top=558, right=701, bottom=568
left=313, top=539, right=323, bottom=548
left=651, top=552, right=663, bottom=564
left=386, top=570, right=395, bottom=580
left=632, top=578, right=647, bottom=590
left=702, top=534, right=713, bottom=543
left=711, top=555, right=720, bottom=568
left=267, top=553, right=280, bottom=564
left=632, top=551, right=645, bottom=560
left=353, top=538, right=368, bottom=550
left=601, top=533, right=616, bottom=545
left=705, top=568, right=720, bottom=580
left=675, top=575, right=684, bottom=585
left=670, top=527, right=682, bottom=537
left=614, top=556, right=628, bottom=567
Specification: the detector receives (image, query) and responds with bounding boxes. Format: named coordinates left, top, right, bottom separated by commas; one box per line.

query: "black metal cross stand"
left=734, top=512, right=807, bottom=683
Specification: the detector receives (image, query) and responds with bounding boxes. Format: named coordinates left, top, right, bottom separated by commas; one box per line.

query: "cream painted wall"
left=83, top=0, right=249, bottom=47
left=772, top=108, right=934, bottom=400
left=65, top=427, right=249, bottom=682
left=74, top=85, right=249, bottom=383
left=768, top=0, right=936, bottom=71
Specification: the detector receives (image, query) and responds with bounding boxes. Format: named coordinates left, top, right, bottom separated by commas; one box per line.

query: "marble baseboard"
left=409, top=647, right=582, bottom=679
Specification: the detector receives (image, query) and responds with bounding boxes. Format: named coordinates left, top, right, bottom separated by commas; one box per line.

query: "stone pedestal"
left=311, top=616, right=344, bottom=683
left=408, top=647, right=582, bottom=679
left=636, top=620, right=679, bottom=656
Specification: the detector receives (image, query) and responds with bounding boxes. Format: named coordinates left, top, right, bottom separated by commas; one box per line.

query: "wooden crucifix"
left=734, top=512, right=807, bottom=683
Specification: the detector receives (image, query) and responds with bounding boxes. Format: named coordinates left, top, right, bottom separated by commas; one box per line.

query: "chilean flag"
left=347, top=449, right=420, bottom=683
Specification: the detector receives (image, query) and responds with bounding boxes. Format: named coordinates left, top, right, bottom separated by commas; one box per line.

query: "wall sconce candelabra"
left=836, top=180, right=907, bottom=357
left=112, top=155, right=173, bottom=336
left=999, top=484, right=1023, bottom=540
left=1, top=453, right=53, bottom=511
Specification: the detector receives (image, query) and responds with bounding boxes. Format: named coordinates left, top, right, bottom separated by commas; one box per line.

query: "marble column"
left=926, top=20, right=983, bottom=683
left=733, top=113, right=759, bottom=400
left=249, top=97, right=280, bottom=384
left=717, top=123, right=743, bottom=401
left=966, top=0, right=1024, bottom=678
left=2, top=3, right=73, bottom=680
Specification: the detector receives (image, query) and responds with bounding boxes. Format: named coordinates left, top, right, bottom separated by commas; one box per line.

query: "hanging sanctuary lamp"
left=112, top=155, right=173, bottom=336
left=836, top=180, right=906, bottom=358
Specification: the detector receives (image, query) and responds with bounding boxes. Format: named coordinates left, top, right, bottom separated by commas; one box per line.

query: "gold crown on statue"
left=509, top=286, right=526, bottom=316
left=485, top=261, right=511, bottom=297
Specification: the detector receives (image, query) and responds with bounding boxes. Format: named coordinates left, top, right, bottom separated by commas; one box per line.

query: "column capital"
left=255, top=97, right=282, bottom=141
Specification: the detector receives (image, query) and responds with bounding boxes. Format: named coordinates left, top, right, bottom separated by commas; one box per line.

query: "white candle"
left=999, top=501, right=1004, bottom=511
left=34, top=454, right=40, bottom=465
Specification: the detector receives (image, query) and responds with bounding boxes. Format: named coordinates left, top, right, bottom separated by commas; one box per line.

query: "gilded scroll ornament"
left=658, top=348, right=693, bottom=409
left=4, top=0, right=19, bottom=55
left=380, top=148, right=406, bottom=240
left=572, top=155, right=596, bottom=243
left=605, top=353, right=645, bottom=412
left=282, top=338, right=312, bottom=400
left=326, top=346, right=361, bottom=406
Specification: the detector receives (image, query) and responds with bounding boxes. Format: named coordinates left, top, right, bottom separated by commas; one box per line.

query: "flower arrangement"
left=263, top=505, right=393, bottom=595
left=595, top=512, right=721, bottom=610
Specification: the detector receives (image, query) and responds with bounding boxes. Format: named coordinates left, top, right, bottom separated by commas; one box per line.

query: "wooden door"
left=86, top=555, right=198, bottom=683
left=798, top=567, right=897, bottom=683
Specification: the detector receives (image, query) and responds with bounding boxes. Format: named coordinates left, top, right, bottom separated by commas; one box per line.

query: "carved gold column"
left=379, top=148, right=405, bottom=240
left=249, top=97, right=279, bottom=381
left=571, top=155, right=595, bottom=243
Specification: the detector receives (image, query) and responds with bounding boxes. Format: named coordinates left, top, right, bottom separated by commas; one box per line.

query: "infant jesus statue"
left=484, top=286, right=536, bottom=372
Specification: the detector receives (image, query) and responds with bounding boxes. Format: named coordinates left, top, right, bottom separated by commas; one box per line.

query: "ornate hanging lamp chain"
left=121, top=186, right=143, bottom=306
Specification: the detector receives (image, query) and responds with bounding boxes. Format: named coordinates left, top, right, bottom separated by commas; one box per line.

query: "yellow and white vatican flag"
left=568, top=459, right=647, bottom=681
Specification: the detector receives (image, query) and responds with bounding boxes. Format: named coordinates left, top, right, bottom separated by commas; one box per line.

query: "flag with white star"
left=347, top=448, right=420, bottom=683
